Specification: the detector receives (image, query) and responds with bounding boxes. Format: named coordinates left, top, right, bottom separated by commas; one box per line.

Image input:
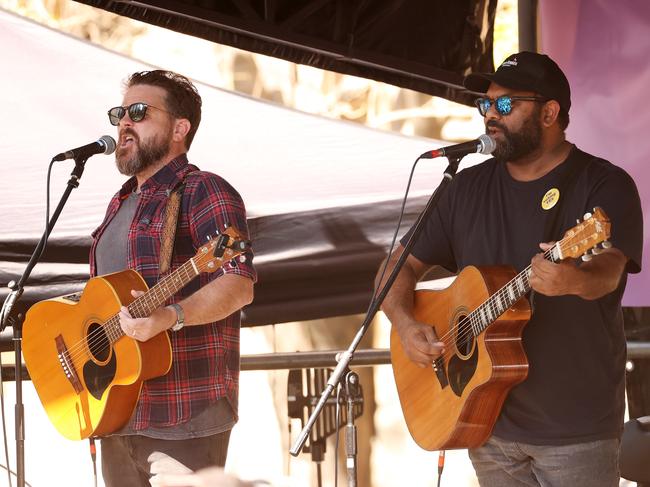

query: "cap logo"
left=501, top=58, right=518, bottom=68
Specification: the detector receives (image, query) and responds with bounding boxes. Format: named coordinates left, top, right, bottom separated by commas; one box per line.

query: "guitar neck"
left=469, top=244, right=561, bottom=336
left=104, top=258, right=199, bottom=343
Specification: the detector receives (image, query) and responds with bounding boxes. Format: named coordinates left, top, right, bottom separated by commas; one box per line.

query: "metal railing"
left=2, top=343, right=650, bottom=380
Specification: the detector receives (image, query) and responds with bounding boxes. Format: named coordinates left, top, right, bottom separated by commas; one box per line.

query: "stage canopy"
left=0, top=8, right=485, bottom=326
left=71, top=0, right=498, bottom=107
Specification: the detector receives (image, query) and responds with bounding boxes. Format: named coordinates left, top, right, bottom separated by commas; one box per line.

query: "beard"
left=115, top=127, right=172, bottom=176
left=488, top=107, right=543, bottom=162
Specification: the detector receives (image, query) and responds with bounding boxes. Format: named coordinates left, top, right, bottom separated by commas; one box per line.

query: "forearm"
left=376, top=252, right=422, bottom=330
left=176, top=274, right=254, bottom=326
left=571, top=248, right=627, bottom=300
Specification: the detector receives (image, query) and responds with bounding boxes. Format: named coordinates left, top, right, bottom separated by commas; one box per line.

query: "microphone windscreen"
left=99, top=135, right=117, bottom=155
left=478, top=134, right=496, bottom=155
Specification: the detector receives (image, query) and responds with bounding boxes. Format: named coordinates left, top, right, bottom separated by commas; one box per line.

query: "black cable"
left=334, top=384, right=342, bottom=487
left=0, top=464, right=32, bottom=487
left=367, top=154, right=424, bottom=314
left=40, top=159, right=56, bottom=260
left=0, top=351, right=12, bottom=487
left=0, top=352, right=32, bottom=487
left=330, top=155, right=428, bottom=487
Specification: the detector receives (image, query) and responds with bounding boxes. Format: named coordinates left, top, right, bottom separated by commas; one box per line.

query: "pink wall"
left=540, top=0, right=650, bottom=305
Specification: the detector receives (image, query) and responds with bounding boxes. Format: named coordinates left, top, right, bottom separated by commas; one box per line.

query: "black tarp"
left=71, top=0, right=497, bottom=106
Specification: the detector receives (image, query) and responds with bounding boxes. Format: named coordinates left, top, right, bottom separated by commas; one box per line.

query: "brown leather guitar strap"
left=159, top=179, right=187, bottom=275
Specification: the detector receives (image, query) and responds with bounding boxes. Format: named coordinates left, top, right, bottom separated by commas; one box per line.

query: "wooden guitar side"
left=390, top=265, right=531, bottom=450
left=22, top=269, right=172, bottom=440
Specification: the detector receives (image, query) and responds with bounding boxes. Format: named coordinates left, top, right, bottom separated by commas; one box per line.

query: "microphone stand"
left=0, top=156, right=90, bottom=487
left=290, top=155, right=465, bottom=457
left=344, top=370, right=361, bottom=487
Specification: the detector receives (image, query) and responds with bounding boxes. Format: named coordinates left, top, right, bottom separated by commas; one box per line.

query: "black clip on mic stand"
left=289, top=155, right=465, bottom=466
left=0, top=155, right=90, bottom=487
left=343, top=370, right=362, bottom=486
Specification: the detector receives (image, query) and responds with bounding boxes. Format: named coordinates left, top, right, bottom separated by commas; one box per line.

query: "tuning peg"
left=576, top=219, right=581, bottom=224
left=581, top=253, right=593, bottom=262
left=238, top=255, right=247, bottom=263
left=602, top=241, right=612, bottom=249
left=583, top=211, right=592, bottom=221
left=592, top=247, right=603, bottom=255
left=206, top=234, right=212, bottom=241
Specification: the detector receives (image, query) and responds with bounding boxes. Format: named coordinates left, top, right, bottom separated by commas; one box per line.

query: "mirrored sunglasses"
left=107, top=102, right=167, bottom=126
left=475, top=95, right=547, bottom=117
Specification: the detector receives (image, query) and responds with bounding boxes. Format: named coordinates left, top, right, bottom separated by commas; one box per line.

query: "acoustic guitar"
left=390, top=207, right=611, bottom=451
left=22, top=226, right=250, bottom=440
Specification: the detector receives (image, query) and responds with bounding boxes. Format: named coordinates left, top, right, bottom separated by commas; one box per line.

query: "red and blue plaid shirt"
left=90, top=154, right=256, bottom=430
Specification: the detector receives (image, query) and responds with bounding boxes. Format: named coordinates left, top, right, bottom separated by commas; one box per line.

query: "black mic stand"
left=0, top=156, right=90, bottom=487
left=290, top=155, right=464, bottom=458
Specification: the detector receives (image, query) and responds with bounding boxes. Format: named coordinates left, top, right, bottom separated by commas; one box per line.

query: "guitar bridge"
left=55, top=335, right=83, bottom=394
left=432, top=357, right=449, bottom=389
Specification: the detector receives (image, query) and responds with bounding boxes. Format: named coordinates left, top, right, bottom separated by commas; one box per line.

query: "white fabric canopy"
left=0, top=8, right=484, bottom=239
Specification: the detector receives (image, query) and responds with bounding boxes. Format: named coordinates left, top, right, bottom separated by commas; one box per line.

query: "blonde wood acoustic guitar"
left=22, top=226, right=249, bottom=440
left=391, top=208, right=611, bottom=450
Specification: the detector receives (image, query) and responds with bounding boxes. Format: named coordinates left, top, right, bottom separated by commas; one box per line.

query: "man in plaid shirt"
left=92, top=70, right=256, bottom=486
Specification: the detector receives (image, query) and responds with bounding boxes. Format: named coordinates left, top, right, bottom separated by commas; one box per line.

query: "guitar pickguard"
left=83, top=354, right=117, bottom=400
left=447, top=346, right=478, bottom=397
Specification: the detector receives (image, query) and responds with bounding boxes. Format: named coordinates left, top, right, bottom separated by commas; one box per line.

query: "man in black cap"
left=377, top=51, right=643, bottom=486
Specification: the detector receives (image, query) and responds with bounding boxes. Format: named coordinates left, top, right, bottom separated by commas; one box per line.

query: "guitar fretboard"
left=102, top=258, right=200, bottom=344
left=467, top=245, right=560, bottom=337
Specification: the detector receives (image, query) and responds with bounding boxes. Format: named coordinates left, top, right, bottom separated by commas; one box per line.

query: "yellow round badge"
left=541, top=188, right=560, bottom=210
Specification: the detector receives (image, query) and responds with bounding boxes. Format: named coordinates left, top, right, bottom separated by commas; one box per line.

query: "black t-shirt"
left=404, top=145, right=643, bottom=445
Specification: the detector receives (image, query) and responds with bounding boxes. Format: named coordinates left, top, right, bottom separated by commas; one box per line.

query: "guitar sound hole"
left=455, top=314, right=475, bottom=358
left=87, top=322, right=111, bottom=362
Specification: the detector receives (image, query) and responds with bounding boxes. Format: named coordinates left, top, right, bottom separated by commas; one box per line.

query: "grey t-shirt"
left=96, top=191, right=138, bottom=275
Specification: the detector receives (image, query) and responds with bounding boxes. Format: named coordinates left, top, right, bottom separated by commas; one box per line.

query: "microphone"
left=52, top=135, right=117, bottom=162
left=420, top=134, right=496, bottom=159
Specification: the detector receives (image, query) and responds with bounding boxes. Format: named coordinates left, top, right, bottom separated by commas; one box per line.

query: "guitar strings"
left=34, top=257, right=202, bottom=386
left=431, top=264, right=534, bottom=369
left=442, top=226, right=599, bottom=361
left=51, top=268, right=189, bottom=377
left=432, top=224, right=600, bottom=369
left=63, top=259, right=198, bottom=363
left=430, top=243, right=562, bottom=369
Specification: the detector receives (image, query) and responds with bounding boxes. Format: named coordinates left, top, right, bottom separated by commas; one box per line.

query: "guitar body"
left=390, top=265, right=531, bottom=451
left=22, top=269, right=172, bottom=440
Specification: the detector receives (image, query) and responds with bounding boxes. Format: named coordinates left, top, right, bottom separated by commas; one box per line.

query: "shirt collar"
left=118, top=153, right=189, bottom=198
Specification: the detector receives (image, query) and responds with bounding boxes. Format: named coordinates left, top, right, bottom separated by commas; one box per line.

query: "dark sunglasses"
left=107, top=102, right=168, bottom=126
left=475, top=95, right=547, bottom=117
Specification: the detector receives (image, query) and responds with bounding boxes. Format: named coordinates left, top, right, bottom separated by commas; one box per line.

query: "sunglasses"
left=475, top=95, right=547, bottom=117
left=107, top=102, right=168, bottom=126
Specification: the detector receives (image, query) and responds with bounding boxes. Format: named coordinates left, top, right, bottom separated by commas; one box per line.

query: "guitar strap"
left=530, top=147, right=595, bottom=313
left=542, top=147, right=595, bottom=242
left=158, top=177, right=188, bottom=275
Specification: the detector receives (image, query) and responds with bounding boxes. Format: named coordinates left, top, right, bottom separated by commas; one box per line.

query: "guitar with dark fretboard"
left=22, top=226, right=249, bottom=440
left=390, top=207, right=611, bottom=451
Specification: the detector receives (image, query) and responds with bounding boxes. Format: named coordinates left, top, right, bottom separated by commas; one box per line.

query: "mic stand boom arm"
left=290, top=155, right=464, bottom=457
left=0, top=157, right=90, bottom=487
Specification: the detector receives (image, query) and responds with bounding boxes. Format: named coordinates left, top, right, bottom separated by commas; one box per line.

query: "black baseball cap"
left=464, top=51, right=571, bottom=113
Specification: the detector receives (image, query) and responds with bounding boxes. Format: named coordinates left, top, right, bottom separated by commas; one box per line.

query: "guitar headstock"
left=193, top=226, right=251, bottom=273
left=557, top=207, right=611, bottom=260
